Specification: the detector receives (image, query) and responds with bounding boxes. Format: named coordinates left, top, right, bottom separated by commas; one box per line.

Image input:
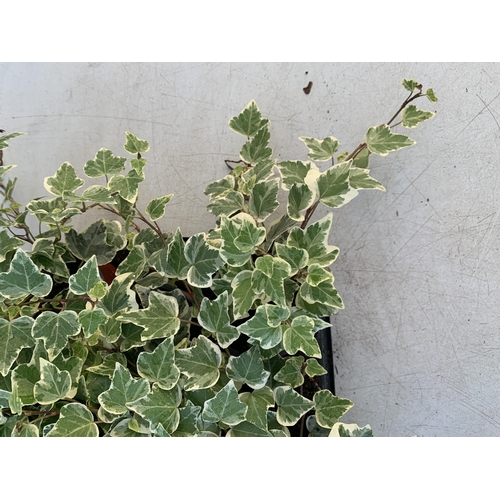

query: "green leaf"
left=299, top=136, right=339, bottom=162
left=229, top=100, right=269, bottom=137
left=26, top=197, right=80, bottom=225
left=274, top=243, right=308, bottom=275
left=251, top=255, right=292, bottom=308
left=98, top=363, right=150, bottom=414
left=0, top=317, right=35, bottom=376
left=317, top=160, right=352, bottom=208
left=287, top=183, right=314, bottom=221
left=219, top=215, right=266, bottom=267
left=402, top=79, right=419, bottom=91
left=0, top=249, right=52, bottom=300
left=98, top=272, right=135, bottom=315
left=314, top=389, right=354, bottom=428
left=32, top=310, right=81, bottom=361
left=0, top=231, right=23, bottom=263
left=239, top=386, right=274, bottom=431
left=349, top=167, right=385, bottom=191
left=9, top=378, right=23, bottom=414
left=136, top=337, right=180, bottom=390
left=11, top=421, right=39, bottom=437
left=231, top=270, right=258, bottom=320
left=108, top=170, right=143, bottom=204
left=151, top=228, right=190, bottom=280
left=277, top=160, right=320, bottom=192
left=84, top=148, right=127, bottom=178
left=299, top=269, right=344, bottom=310
left=226, top=345, right=270, bottom=389
left=426, top=88, right=438, bottom=102
left=78, top=308, right=108, bottom=337
left=365, top=124, right=416, bottom=156
left=30, top=239, right=70, bottom=279
left=283, top=316, right=321, bottom=358
left=131, top=157, right=147, bottom=176
left=175, top=335, right=222, bottom=391
left=274, top=386, right=313, bottom=426
left=80, top=185, right=117, bottom=204
left=11, top=363, right=39, bottom=405
left=86, top=352, right=127, bottom=378
left=352, top=148, right=370, bottom=169
left=274, top=356, right=304, bottom=388
left=117, top=291, right=180, bottom=341
left=248, top=179, right=280, bottom=222
left=206, top=190, right=245, bottom=217
left=305, top=358, right=327, bottom=377
left=184, top=233, right=223, bottom=288
left=44, top=162, right=84, bottom=196
left=287, top=213, right=339, bottom=267
left=115, top=244, right=146, bottom=279
left=66, top=220, right=119, bottom=265
left=226, top=421, right=273, bottom=437
left=0, top=132, right=24, bottom=150
left=46, top=402, right=99, bottom=437
left=237, top=304, right=289, bottom=350
left=201, top=380, right=247, bottom=426
left=0, top=164, right=16, bottom=178
left=198, top=291, right=239, bottom=348
left=128, top=384, right=182, bottom=434
left=240, top=125, right=272, bottom=166
left=204, top=175, right=235, bottom=198
left=402, top=105, right=435, bottom=129
left=173, top=404, right=202, bottom=436
left=145, top=194, right=174, bottom=221
left=34, top=358, right=71, bottom=404
left=329, top=422, right=373, bottom=437
left=68, top=255, right=103, bottom=295
left=124, top=132, right=150, bottom=155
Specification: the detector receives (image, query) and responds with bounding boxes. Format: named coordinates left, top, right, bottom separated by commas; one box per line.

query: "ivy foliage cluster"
left=0, top=80, right=436, bottom=437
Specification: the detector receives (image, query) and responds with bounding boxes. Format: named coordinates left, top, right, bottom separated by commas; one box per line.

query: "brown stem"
left=135, top=206, right=166, bottom=246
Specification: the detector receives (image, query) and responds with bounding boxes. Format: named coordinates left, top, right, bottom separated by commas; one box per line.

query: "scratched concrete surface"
left=1, top=62, right=498, bottom=436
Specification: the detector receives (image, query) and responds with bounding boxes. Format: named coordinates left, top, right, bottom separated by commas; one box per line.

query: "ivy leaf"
left=184, top=233, right=223, bottom=288
left=78, top=308, right=108, bottom=337
left=44, top=162, right=84, bottom=197
left=201, top=380, right=248, bottom=426
left=305, top=358, right=327, bottom=377
left=86, top=352, right=127, bottom=378
left=115, top=244, right=147, bottom=279
left=151, top=228, right=190, bottom=280
left=0, top=249, right=52, bottom=300
left=352, top=148, right=370, bottom=169
left=117, top=291, right=180, bottom=341
left=98, top=363, right=150, bottom=414
left=131, top=158, right=147, bottom=176
left=299, top=269, right=344, bottom=310
left=108, top=170, right=143, bottom=204
left=277, top=160, right=319, bottom=191
left=68, top=255, right=103, bottom=295
left=365, top=124, right=415, bottom=156
left=426, top=88, right=438, bottom=103
left=0, top=230, right=23, bottom=263
left=248, top=179, right=280, bottom=222
left=229, top=100, right=269, bottom=137
left=402, top=105, right=435, bottom=129
left=11, top=422, right=39, bottom=437
left=11, top=363, right=39, bottom=405
left=251, top=255, right=292, bottom=308
left=314, top=390, right=354, bottom=428
left=98, top=273, right=135, bottom=315
left=46, top=402, right=99, bottom=437
left=206, top=191, right=245, bottom=218
left=329, top=422, right=373, bottom=437
left=0, top=317, right=35, bottom=376
left=66, top=220, right=119, bottom=266
left=83, top=148, right=127, bottom=178
left=146, top=194, right=174, bottom=221
left=226, top=346, right=270, bottom=389
left=299, top=136, right=339, bottom=162
left=173, top=404, right=202, bottom=436
left=26, top=197, right=80, bottom=225
left=219, top=215, right=266, bottom=267
left=226, top=421, right=273, bottom=437
left=198, top=291, right=239, bottom=348
left=231, top=270, right=258, bottom=320
left=287, top=183, right=314, bottom=221
left=175, top=335, right=222, bottom=391
left=237, top=304, right=289, bottom=350
left=128, top=384, right=182, bottom=434
left=239, top=386, right=274, bottom=431
left=274, top=386, right=314, bottom=426
left=274, top=356, right=304, bottom=388
left=32, top=310, right=81, bottom=361
left=34, top=358, right=72, bottom=405
left=274, top=243, right=308, bottom=275
left=124, top=132, right=150, bottom=154
left=402, top=79, right=419, bottom=91
left=349, top=167, right=385, bottom=191
left=283, top=315, right=321, bottom=358
left=287, top=213, right=339, bottom=267
left=30, top=238, right=70, bottom=279
left=204, top=175, right=235, bottom=198
left=0, top=132, right=24, bottom=150
left=317, top=160, right=352, bottom=208
left=136, top=337, right=180, bottom=390
left=240, top=125, right=272, bottom=166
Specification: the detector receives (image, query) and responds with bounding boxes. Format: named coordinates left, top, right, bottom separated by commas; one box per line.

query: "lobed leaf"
left=68, top=255, right=103, bottom=295
left=229, top=100, right=269, bottom=137
left=239, top=386, right=274, bottom=431
left=226, top=345, right=270, bottom=390
left=146, top=194, right=174, bottom=221
left=402, top=105, right=435, bottom=129
left=299, top=136, right=339, bottom=162
left=84, top=148, right=127, bottom=178
left=201, top=380, right=248, bottom=426
left=124, top=132, right=150, bottom=154
left=313, top=389, right=354, bottom=428
left=0, top=317, right=35, bottom=376
left=365, top=124, right=415, bottom=156
left=274, top=386, right=313, bottom=426
left=46, top=402, right=99, bottom=437
left=34, top=358, right=72, bottom=405
left=44, top=162, right=84, bottom=197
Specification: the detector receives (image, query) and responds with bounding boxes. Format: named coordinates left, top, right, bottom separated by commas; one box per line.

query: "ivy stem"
left=134, top=205, right=166, bottom=246
left=179, top=318, right=202, bottom=328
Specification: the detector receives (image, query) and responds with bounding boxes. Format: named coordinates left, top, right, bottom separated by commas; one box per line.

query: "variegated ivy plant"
left=0, top=79, right=437, bottom=437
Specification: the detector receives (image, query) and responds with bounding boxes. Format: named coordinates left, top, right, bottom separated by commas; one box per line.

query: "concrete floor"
left=2, top=62, right=499, bottom=436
